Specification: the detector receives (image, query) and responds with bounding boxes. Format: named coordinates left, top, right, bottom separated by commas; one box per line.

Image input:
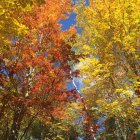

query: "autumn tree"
left=75, top=0, right=140, bottom=139
left=0, top=0, right=80, bottom=140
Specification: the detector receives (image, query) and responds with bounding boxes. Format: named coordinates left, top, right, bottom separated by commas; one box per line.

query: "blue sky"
left=59, top=12, right=76, bottom=30
left=59, top=0, right=89, bottom=30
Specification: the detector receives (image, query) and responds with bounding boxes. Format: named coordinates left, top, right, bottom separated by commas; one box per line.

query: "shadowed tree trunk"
left=8, top=103, right=26, bottom=140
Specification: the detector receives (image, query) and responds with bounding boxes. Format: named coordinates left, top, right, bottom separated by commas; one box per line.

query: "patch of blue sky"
left=97, top=116, right=106, bottom=133
left=86, top=0, right=89, bottom=5
left=59, top=0, right=89, bottom=31
left=73, top=0, right=89, bottom=5
left=1, top=67, right=9, bottom=75
left=67, top=77, right=83, bottom=90
left=75, top=26, right=83, bottom=34
left=78, top=137, right=84, bottom=140
left=59, top=12, right=76, bottom=30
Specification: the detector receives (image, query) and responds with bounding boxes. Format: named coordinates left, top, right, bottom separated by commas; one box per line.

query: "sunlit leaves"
left=76, top=0, right=140, bottom=139
left=0, top=0, right=80, bottom=139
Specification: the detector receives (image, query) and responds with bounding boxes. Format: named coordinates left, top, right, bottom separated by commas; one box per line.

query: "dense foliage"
left=0, top=0, right=140, bottom=140
left=75, top=0, right=140, bottom=139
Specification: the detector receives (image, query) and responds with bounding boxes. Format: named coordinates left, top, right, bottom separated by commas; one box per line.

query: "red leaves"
left=86, top=116, right=91, bottom=121
left=15, top=63, right=23, bottom=70
left=72, top=70, right=80, bottom=77
left=0, top=0, right=81, bottom=130
left=23, top=0, right=72, bottom=31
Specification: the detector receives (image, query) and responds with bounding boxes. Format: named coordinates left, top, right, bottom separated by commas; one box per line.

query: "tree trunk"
left=8, top=104, right=26, bottom=140
left=0, top=94, right=11, bottom=120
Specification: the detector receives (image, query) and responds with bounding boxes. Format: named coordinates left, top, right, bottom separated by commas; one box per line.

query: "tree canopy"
left=0, top=0, right=140, bottom=140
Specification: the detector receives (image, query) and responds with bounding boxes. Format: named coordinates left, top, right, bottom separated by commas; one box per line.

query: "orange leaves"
left=0, top=1, right=80, bottom=134
left=22, top=47, right=35, bottom=58
left=52, top=107, right=70, bottom=119
left=23, top=0, right=72, bottom=31
left=15, top=63, right=23, bottom=71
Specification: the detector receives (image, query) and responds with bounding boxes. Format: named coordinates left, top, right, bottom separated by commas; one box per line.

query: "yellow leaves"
left=56, top=124, right=68, bottom=131
left=69, top=102, right=83, bottom=111
left=81, top=45, right=95, bottom=55
left=13, top=18, right=28, bottom=35
left=96, top=98, right=138, bottom=119
left=127, top=72, right=138, bottom=81
left=83, top=6, right=95, bottom=20
left=0, top=0, right=32, bottom=47
left=79, top=57, right=112, bottom=83
left=132, top=98, right=140, bottom=107
left=52, top=122, right=68, bottom=132
left=48, top=71, right=57, bottom=78
left=44, top=121, right=70, bottom=140
left=97, top=99, right=121, bottom=115
left=115, top=88, right=133, bottom=97
left=134, top=81, right=140, bottom=88
left=55, top=135, right=64, bottom=140
left=23, top=3, right=32, bottom=12
left=75, top=0, right=140, bottom=137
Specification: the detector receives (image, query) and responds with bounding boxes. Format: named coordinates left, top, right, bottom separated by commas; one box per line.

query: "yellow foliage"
left=76, top=0, right=140, bottom=137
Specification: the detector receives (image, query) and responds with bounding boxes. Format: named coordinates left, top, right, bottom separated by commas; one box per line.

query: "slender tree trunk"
left=0, top=94, right=10, bottom=120
left=71, top=75, right=97, bottom=140
left=8, top=104, right=26, bottom=140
